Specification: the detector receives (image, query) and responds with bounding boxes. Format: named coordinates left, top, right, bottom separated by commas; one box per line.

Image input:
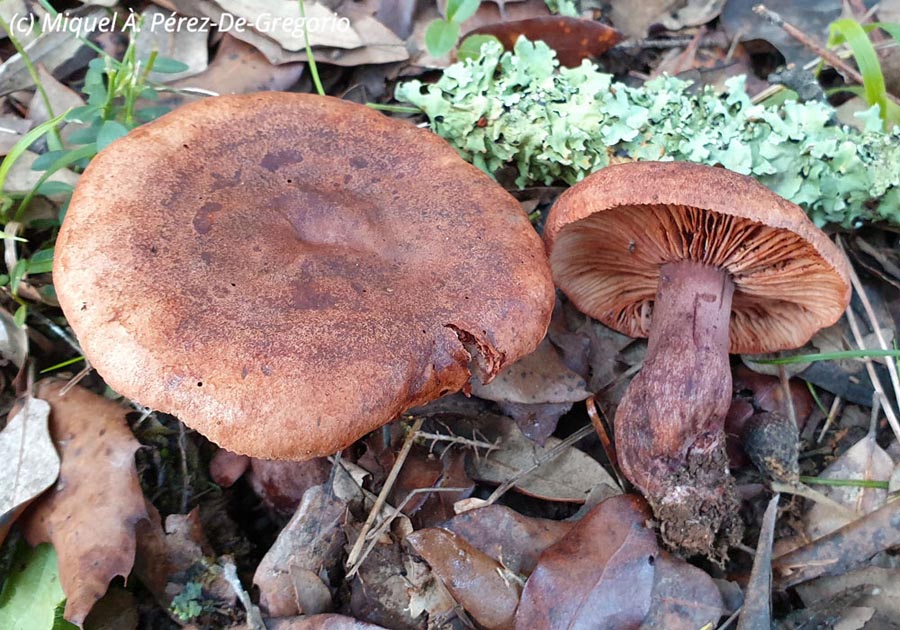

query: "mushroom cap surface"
left=544, top=161, right=850, bottom=354
left=55, top=92, right=554, bottom=459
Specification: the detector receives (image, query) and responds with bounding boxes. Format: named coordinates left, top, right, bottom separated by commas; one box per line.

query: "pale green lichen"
left=395, top=38, right=900, bottom=228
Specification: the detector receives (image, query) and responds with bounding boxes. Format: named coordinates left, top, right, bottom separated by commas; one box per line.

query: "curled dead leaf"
left=23, top=378, right=148, bottom=626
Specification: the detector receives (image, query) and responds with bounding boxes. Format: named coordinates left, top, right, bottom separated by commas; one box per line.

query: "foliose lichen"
left=395, top=38, right=900, bottom=228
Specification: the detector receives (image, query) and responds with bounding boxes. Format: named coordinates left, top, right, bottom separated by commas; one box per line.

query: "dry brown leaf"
left=254, top=485, right=347, bottom=617
left=441, top=504, right=572, bottom=575
left=406, top=527, right=521, bottom=630
left=0, top=6, right=100, bottom=96
left=0, top=395, right=56, bottom=544
left=471, top=338, right=590, bottom=406
left=515, top=495, right=658, bottom=630
left=607, top=0, right=680, bottom=39
left=803, top=432, right=894, bottom=539
left=639, top=552, right=723, bottom=630
left=29, top=65, right=86, bottom=125
left=775, top=498, right=900, bottom=588
left=796, top=567, right=900, bottom=626
left=435, top=412, right=617, bottom=502
left=23, top=378, right=148, bottom=627
left=0, top=116, right=32, bottom=157
left=164, top=0, right=408, bottom=66
left=163, top=34, right=304, bottom=110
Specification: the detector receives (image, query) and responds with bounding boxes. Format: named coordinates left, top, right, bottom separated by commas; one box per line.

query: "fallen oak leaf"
left=0, top=395, right=57, bottom=545
left=406, top=527, right=522, bottom=630
left=515, top=494, right=658, bottom=630
left=22, top=378, right=148, bottom=627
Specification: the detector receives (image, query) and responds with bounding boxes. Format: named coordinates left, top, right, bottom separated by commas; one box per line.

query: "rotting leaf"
left=22, top=378, right=148, bottom=627
left=467, top=16, right=623, bottom=67
left=432, top=412, right=617, bottom=502
left=638, top=552, right=723, bottom=630
left=0, top=395, right=56, bottom=544
left=406, top=527, right=521, bottom=630
left=515, top=495, right=658, bottom=629
left=441, top=503, right=572, bottom=575
left=254, top=485, right=347, bottom=617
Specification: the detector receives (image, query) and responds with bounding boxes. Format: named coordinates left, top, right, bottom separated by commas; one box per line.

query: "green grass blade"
left=829, top=18, right=889, bottom=127
left=0, top=111, right=69, bottom=220
left=748, top=348, right=900, bottom=365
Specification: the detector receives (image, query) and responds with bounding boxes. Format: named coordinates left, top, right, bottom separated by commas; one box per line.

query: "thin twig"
left=350, top=486, right=471, bottom=576
left=837, top=237, right=900, bottom=442
left=585, top=396, right=625, bottom=489
left=416, top=431, right=498, bottom=454
left=345, top=416, right=423, bottom=575
left=221, top=557, right=267, bottom=630
left=818, top=395, right=842, bottom=443
left=484, top=424, right=596, bottom=505
left=843, top=299, right=900, bottom=442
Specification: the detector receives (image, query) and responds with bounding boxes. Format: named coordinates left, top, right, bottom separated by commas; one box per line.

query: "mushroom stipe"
left=544, top=161, right=850, bottom=559
left=53, top=92, right=555, bottom=460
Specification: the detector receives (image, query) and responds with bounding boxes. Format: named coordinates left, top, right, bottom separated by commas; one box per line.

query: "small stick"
left=837, top=237, right=900, bottom=435
left=483, top=423, right=595, bottom=505
left=843, top=299, right=900, bottom=442
left=817, top=395, right=842, bottom=443
left=345, top=416, right=423, bottom=573
left=348, top=486, right=471, bottom=577
left=585, top=396, right=625, bottom=489
left=221, top=557, right=267, bottom=630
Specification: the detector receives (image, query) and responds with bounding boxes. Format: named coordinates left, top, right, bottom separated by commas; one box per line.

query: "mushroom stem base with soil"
left=615, top=260, right=743, bottom=559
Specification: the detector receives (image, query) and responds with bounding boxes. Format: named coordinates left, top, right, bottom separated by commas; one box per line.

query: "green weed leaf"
left=458, top=34, right=501, bottom=61
left=96, top=120, right=130, bottom=151
left=446, top=0, right=480, bottom=23
left=829, top=18, right=894, bottom=128
left=0, top=543, right=77, bottom=629
left=148, top=56, right=190, bottom=74
left=425, top=19, right=460, bottom=57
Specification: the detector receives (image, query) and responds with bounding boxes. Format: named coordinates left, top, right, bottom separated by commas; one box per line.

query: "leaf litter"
left=4, top=0, right=900, bottom=627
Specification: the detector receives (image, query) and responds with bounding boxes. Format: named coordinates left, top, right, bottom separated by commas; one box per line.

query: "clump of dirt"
left=650, top=445, right=743, bottom=563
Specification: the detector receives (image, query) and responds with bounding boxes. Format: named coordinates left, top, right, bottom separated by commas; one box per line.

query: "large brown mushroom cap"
left=54, top=92, right=554, bottom=459
left=544, top=161, right=851, bottom=354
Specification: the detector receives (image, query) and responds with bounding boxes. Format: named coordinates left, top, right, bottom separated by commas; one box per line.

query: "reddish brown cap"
left=54, top=92, right=554, bottom=459
left=544, top=161, right=850, bottom=354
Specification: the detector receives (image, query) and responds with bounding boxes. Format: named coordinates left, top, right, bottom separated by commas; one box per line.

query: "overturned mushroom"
left=544, top=161, right=850, bottom=557
left=54, top=92, right=554, bottom=460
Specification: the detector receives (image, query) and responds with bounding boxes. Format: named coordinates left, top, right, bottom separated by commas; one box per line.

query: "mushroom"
left=53, top=92, right=554, bottom=460
left=543, top=161, right=850, bottom=556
